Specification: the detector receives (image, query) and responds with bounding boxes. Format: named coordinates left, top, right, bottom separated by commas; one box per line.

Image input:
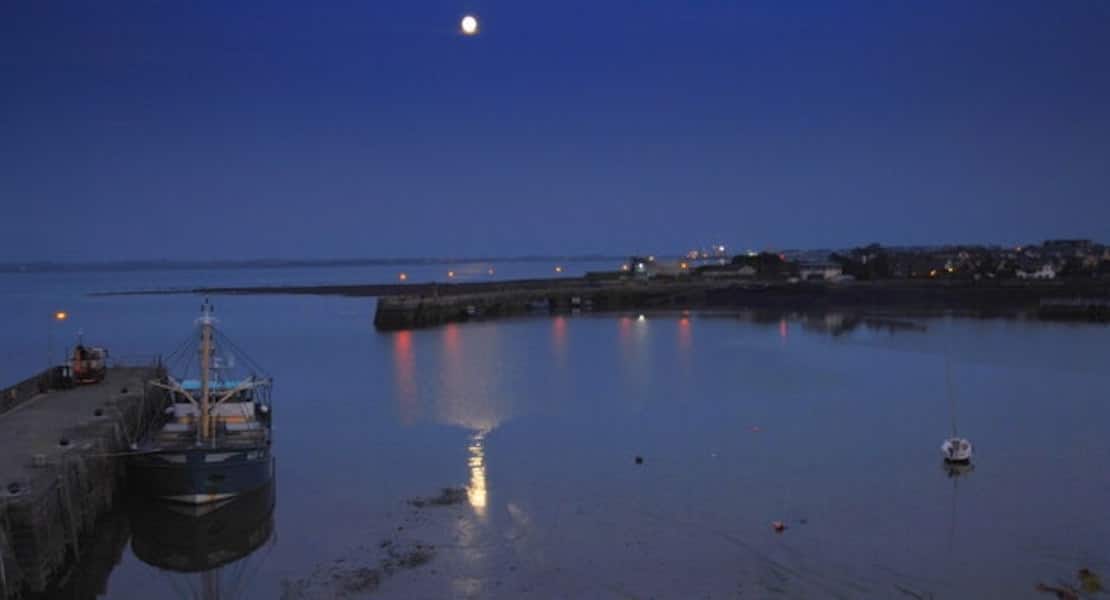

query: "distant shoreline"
left=90, top=276, right=595, bottom=297
left=0, top=255, right=626, bottom=275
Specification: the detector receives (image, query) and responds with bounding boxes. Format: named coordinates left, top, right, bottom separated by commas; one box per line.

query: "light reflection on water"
left=391, top=330, right=418, bottom=424
left=467, top=430, right=488, bottom=516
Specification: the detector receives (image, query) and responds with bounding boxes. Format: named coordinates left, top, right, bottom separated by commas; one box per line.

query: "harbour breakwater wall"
left=372, top=279, right=1110, bottom=330
left=0, top=367, right=165, bottom=599
left=373, top=281, right=721, bottom=330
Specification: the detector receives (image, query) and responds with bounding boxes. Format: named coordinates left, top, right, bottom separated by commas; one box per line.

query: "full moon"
left=460, top=15, right=479, bottom=35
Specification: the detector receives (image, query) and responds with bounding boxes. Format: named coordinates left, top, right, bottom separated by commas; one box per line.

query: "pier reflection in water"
left=133, top=482, right=275, bottom=600
left=55, top=482, right=276, bottom=600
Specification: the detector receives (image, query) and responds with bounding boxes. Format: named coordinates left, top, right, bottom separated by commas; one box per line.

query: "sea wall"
left=373, top=279, right=1110, bottom=330
left=0, top=368, right=165, bottom=599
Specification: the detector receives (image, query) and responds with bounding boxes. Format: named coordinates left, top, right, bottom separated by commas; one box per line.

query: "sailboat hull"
left=941, top=437, right=973, bottom=463
left=128, top=446, right=274, bottom=505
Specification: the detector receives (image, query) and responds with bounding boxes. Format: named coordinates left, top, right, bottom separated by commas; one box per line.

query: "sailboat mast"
left=199, top=303, right=213, bottom=443
left=946, top=355, right=957, bottom=437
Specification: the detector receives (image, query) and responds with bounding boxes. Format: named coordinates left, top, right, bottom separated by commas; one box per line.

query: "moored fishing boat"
left=128, top=300, right=273, bottom=505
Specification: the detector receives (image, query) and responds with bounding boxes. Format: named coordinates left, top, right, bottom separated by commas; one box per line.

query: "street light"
left=48, top=310, right=68, bottom=369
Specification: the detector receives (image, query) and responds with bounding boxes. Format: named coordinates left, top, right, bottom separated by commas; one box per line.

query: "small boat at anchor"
left=941, top=437, right=972, bottom=463
left=940, top=356, right=973, bottom=464
left=129, top=300, right=274, bottom=505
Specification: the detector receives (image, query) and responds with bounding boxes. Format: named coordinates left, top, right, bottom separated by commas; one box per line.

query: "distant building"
left=1017, top=264, right=1056, bottom=280
left=798, top=262, right=843, bottom=281
left=628, top=256, right=689, bottom=279
left=1043, top=239, right=1092, bottom=249
left=730, top=252, right=797, bottom=279
left=696, top=264, right=756, bottom=279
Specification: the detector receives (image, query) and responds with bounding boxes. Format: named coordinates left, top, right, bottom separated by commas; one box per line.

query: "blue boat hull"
left=128, top=446, right=273, bottom=505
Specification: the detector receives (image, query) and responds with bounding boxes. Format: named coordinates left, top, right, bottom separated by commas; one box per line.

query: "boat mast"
left=946, top=354, right=957, bottom=438
left=199, top=301, right=213, bottom=444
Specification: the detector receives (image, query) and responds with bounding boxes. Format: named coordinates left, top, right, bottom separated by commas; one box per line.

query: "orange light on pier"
left=398, top=272, right=408, bottom=282
left=54, top=311, right=68, bottom=321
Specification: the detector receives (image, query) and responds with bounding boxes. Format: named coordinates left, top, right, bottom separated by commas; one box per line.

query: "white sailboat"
left=940, top=356, right=973, bottom=463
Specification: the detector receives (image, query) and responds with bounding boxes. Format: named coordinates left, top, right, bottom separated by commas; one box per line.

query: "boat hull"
left=128, top=446, right=273, bottom=505
left=941, top=437, right=973, bottom=463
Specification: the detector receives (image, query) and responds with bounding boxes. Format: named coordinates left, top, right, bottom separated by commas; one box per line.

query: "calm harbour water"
left=3, top=265, right=1109, bottom=599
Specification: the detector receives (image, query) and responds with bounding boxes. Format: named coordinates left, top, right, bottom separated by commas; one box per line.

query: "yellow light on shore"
left=54, top=311, right=68, bottom=321
left=554, top=265, right=564, bottom=273
left=448, top=271, right=456, bottom=279
left=398, top=273, right=408, bottom=281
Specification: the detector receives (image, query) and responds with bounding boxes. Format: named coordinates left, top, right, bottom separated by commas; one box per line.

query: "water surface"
left=3, top=269, right=1108, bottom=599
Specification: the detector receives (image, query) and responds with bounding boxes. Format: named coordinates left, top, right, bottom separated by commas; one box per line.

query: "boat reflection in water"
left=129, top=480, right=276, bottom=597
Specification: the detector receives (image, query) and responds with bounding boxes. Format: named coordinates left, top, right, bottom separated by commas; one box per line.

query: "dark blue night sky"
left=3, top=1, right=1108, bottom=261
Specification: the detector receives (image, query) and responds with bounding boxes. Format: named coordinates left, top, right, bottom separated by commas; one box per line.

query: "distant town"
left=5, top=240, right=1109, bottom=283
left=621, top=239, right=1110, bottom=283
